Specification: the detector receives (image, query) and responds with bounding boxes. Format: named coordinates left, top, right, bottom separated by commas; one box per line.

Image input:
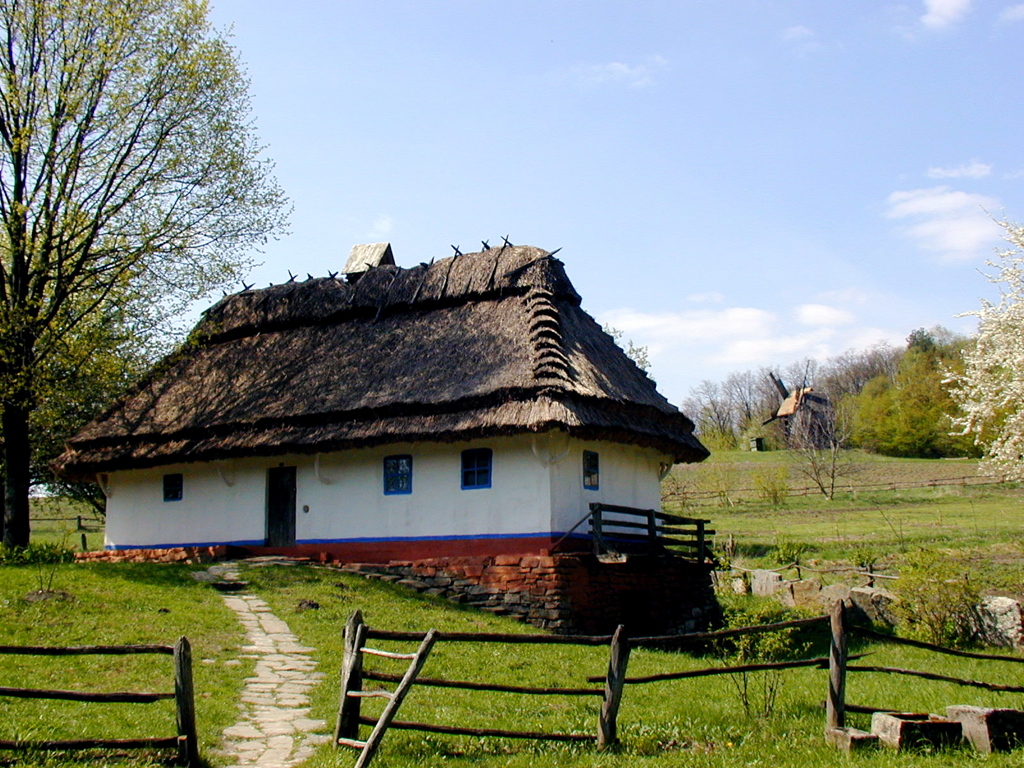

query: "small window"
left=583, top=451, right=599, bottom=490
left=461, top=448, right=492, bottom=490
left=163, top=473, right=183, bottom=502
left=383, top=455, right=413, bottom=495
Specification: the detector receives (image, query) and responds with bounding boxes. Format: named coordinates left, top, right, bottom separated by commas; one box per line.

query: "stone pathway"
left=203, top=562, right=330, bottom=767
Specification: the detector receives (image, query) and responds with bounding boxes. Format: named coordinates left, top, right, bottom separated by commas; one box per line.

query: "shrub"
left=892, top=548, right=986, bottom=647
left=714, top=602, right=809, bottom=718
left=0, top=542, right=75, bottom=566
left=752, top=465, right=789, bottom=505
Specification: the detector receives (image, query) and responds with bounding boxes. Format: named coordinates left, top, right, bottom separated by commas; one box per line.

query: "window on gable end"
left=383, top=455, right=413, bottom=495
left=461, top=448, right=492, bottom=490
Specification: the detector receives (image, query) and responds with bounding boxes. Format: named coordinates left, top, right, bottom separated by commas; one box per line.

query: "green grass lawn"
left=5, top=453, right=1024, bottom=767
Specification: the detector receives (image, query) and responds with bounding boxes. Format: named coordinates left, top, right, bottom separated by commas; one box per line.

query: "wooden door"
left=266, top=466, right=296, bottom=547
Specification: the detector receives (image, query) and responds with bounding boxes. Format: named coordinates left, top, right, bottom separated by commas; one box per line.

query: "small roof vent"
left=345, top=242, right=395, bottom=280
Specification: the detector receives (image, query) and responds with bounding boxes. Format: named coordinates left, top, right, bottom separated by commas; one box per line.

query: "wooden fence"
left=587, top=503, right=714, bottom=561
left=337, top=607, right=1024, bottom=763
left=666, top=474, right=1004, bottom=508
left=0, top=638, right=198, bottom=766
left=825, top=601, right=1024, bottom=736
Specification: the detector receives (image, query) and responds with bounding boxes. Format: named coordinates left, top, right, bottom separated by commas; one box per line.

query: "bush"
left=0, top=542, right=76, bottom=565
left=752, top=465, right=789, bottom=505
left=714, top=602, right=809, bottom=718
left=892, top=548, right=986, bottom=647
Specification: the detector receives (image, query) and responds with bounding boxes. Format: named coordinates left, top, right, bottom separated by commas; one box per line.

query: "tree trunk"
left=2, top=402, right=31, bottom=547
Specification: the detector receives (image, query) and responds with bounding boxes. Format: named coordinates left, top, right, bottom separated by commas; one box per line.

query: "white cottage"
left=56, top=244, right=709, bottom=563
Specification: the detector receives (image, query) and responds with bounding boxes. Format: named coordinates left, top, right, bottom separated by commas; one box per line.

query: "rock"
left=779, top=578, right=822, bottom=608
left=978, top=596, right=1024, bottom=647
left=848, top=586, right=898, bottom=626
left=826, top=726, right=879, bottom=753
left=871, top=712, right=964, bottom=751
left=818, top=583, right=851, bottom=610
left=946, top=705, right=1024, bottom=753
left=730, top=576, right=749, bottom=595
left=750, top=569, right=783, bottom=597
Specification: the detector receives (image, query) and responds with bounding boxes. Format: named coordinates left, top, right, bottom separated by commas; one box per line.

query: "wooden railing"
left=0, top=638, right=198, bottom=766
left=588, top=503, right=714, bottom=562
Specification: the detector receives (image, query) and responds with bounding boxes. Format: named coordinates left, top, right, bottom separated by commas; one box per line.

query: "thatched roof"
left=56, top=245, right=708, bottom=479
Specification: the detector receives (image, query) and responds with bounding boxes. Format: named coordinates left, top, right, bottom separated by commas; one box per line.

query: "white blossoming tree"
left=950, top=221, right=1024, bottom=480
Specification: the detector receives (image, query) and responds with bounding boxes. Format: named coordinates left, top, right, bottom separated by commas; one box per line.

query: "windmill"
left=762, top=370, right=832, bottom=448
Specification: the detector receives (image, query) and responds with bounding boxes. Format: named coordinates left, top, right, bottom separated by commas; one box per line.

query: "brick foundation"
left=342, top=552, right=719, bottom=635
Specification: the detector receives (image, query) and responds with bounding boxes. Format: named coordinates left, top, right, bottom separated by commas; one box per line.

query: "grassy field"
left=3, top=452, right=1024, bottom=767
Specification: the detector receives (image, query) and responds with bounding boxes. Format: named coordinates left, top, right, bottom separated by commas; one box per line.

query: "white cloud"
left=368, top=215, right=394, bottom=239
left=781, top=25, right=823, bottom=54
left=575, top=56, right=668, bottom=89
left=1000, top=4, right=1024, bottom=21
left=926, top=160, right=992, bottom=179
left=685, top=291, right=725, bottom=303
left=782, top=26, right=815, bottom=42
left=886, top=186, right=1002, bottom=261
left=795, top=304, right=855, bottom=327
left=921, top=0, right=973, bottom=28
left=600, top=305, right=905, bottom=403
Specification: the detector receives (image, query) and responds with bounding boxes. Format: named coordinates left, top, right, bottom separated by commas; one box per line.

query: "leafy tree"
left=0, top=0, right=288, bottom=546
left=850, top=331, right=976, bottom=459
left=951, top=221, right=1024, bottom=480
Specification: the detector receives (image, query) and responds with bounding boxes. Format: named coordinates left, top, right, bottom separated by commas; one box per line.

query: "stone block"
left=784, top=578, right=822, bottom=609
left=871, top=712, right=964, bottom=751
left=825, top=727, right=879, bottom=753
left=849, top=586, right=898, bottom=627
left=493, top=554, right=522, bottom=566
left=978, top=597, right=1024, bottom=647
left=750, top=569, right=783, bottom=596
left=946, top=705, right=1024, bottom=753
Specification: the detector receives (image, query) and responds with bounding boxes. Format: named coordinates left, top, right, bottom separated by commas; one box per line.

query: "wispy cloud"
left=1000, top=4, right=1024, bottom=21
left=920, top=0, right=973, bottom=29
left=574, top=56, right=668, bottom=89
left=886, top=186, right=1001, bottom=261
left=368, top=215, right=394, bottom=239
left=781, top=25, right=822, bottom=54
left=926, top=160, right=991, bottom=178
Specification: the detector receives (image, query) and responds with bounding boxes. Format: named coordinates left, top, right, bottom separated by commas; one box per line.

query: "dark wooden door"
left=266, top=466, right=296, bottom=547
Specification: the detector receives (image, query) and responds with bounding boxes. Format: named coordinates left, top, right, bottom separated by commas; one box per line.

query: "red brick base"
left=343, top=552, right=718, bottom=635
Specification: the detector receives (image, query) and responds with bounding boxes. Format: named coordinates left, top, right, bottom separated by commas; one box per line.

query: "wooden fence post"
left=598, top=625, right=630, bottom=748
left=334, top=610, right=368, bottom=745
left=826, top=601, right=847, bottom=731
left=173, top=636, right=198, bottom=767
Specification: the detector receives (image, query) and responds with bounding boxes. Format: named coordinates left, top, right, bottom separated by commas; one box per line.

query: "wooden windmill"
left=762, top=371, right=833, bottom=448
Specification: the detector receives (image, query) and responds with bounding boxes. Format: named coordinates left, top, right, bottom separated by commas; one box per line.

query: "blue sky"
left=206, top=0, right=1024, bottom=405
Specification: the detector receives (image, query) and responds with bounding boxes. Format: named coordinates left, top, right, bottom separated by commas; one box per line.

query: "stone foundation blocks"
left=871, top=712, right=964, bottom=751
left=825, top=727, right=879, bottom=753
left=946, top=706, right=1024, bottom=753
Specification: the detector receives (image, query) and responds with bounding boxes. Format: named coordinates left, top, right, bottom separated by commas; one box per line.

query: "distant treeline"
left=682, top=327, right=979, bottom=459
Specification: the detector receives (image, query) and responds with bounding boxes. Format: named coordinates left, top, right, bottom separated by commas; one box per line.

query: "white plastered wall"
left=102, top=434, right=556, bottom=549
left=548, top=438, right=673, bottom=535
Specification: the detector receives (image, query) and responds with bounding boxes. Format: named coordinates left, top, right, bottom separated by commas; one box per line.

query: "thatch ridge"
left=56, top=245, right=708, bottom=478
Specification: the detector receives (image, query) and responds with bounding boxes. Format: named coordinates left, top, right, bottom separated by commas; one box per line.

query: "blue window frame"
left=461, top=448, right=492, bottom=490
left=163, top=473, right=183, bottom=502
left=583, top=451, right=599, bottom=490
left=383, top=455, right=413, bottom=495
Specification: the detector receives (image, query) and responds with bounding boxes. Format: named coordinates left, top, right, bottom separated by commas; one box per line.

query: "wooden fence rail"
left=825, top=600, right=1024, bottom=745
left=0, top=638, right=198, bottom=766
left=341, top=606, right=1024, bottom=763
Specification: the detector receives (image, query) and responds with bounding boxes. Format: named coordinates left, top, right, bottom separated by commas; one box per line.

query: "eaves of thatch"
left=55, top=245, right=708, bottom=479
